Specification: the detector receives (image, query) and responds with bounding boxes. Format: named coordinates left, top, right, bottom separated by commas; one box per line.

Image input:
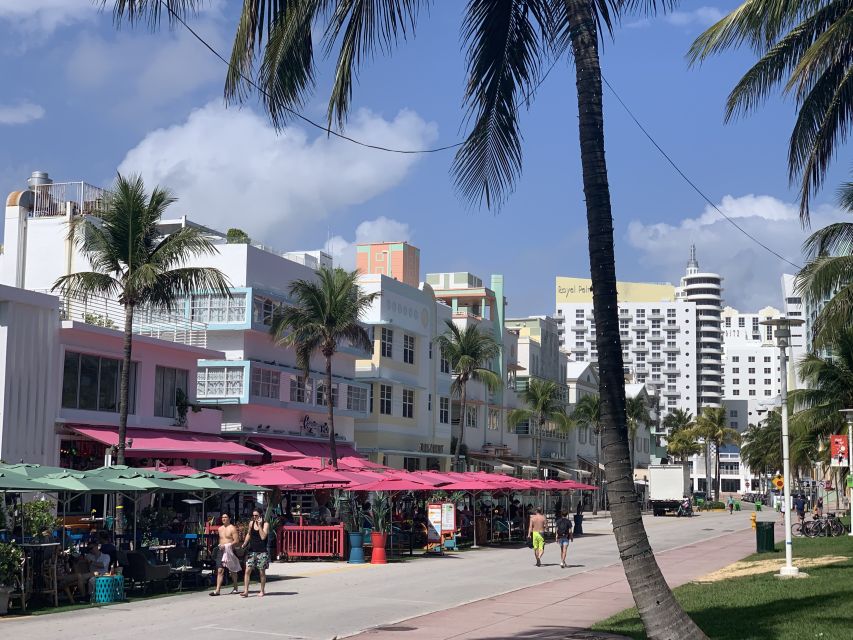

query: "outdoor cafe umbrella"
left=349, top=478, right=436, bottom=492
left=0, top=463, right=71, bottom=478
left=138, top=464, right=201, bottom=477
left=230, top=467, right=347, bottom=490
left=87, top=464, right=181, bottom=480
left=433, top=480, right=499, bottom=548
left=206, top=463, right=252, bottom=476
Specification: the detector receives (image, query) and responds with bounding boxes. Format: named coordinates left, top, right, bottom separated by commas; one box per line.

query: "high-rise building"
left=356, top=241, right=421, bottom=288
left=676, top=245, right=724, bottom=409
left=781, top=273, right=807, bottom=388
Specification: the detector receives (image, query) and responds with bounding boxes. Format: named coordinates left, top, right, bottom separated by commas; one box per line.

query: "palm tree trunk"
left=704, top=441, right=711, bottom=498
left=593, top=426, right=600, bottom=515
left=325, top=354, right=337, bottom=468
left=117, top=303, right=134, bottom=466
left=714, top=443, right=721, bottom=502
left=535, top=417, right=542, bottom=478
left=454, top=382, right=467, bottom=471
left=567, top=2, right=706, bottom=637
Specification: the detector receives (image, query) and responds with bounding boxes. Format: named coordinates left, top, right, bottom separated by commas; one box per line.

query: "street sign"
left=830, top=434, right=849, bottom=467
left=773, top=476, right=785, bottom=490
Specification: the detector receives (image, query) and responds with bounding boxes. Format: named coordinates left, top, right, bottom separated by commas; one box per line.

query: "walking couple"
left=210, top=509, right=271, bottom=598
left=527, top=507, right=574, bottom=568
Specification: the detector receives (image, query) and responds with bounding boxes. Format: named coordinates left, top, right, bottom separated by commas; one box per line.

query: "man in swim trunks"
left=527, top=507, right=547, bottom=567
left=210, top=513, right=241, bottom=596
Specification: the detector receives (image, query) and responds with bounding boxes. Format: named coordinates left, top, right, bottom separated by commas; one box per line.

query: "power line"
left=601, top=74, right=803, bottom=272
left=161, top=0, right=559, bottom=155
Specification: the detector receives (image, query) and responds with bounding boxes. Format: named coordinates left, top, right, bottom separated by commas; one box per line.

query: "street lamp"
left=839, top=409, right=853, bottom=537
left=760, top=317, right=805, bottom=578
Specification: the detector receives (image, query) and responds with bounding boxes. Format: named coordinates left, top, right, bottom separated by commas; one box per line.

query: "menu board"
left=441, top=502, right=456, bottom=532
left=427, top=503, right=442, bottom=542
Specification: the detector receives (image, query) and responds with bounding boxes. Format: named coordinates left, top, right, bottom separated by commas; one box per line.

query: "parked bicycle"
left=803, top=513, right=846, bottom=538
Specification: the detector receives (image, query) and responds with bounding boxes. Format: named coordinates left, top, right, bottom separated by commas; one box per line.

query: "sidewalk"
left=349, top=524, right=767, bottom=639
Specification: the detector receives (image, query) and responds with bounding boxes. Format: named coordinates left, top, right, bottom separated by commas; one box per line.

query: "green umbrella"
left=0, top=472, right=38, bottom=491
left=172, top=473, right=266, bottom=493
left=106, top=475, right=187, bottom=492
left=29, top=472, right=135, bottom=493
left=0, top=463, right=70, bottom=477
left=87, top=465, right=182, bottom=480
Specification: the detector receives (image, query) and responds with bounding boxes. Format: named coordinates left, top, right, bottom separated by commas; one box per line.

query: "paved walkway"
left=349, top=523, right=768, bottom=639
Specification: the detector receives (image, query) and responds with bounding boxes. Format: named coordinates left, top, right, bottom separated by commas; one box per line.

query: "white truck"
left=649, top=464, right=691, bottom=516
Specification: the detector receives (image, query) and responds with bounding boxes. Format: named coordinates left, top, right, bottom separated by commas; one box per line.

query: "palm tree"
left=111, top=2, right=707, bottom=637
left=795, top=178, right=853, bottom=347
left=509, top=378, right=574, bottom=475
left=270, top=267, right=377, bottom=468
left=572, top=394, right=602, bottom=514
left=434, top=321, right=501, bottom=470
left=52, top=174, right=230, bottom=465
left=740, top=413, right=782, bottom=496
left=691, top=407, right=741, bottom=501
left=662, top=408, right=694, bottom=437
left=625, top=395, right=651, bottom=469
left=666, top=429, right=700, bottom=464
left=689, top=1, right=853, bottom=221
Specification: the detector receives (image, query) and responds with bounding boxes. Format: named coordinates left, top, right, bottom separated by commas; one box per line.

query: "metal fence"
left=31, top=182, right=109, bottom=218
left=53, top=291, right=208, bottom=348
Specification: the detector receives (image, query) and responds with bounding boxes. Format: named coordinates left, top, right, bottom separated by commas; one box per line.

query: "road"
left=1, top=510, right=763, bottom=639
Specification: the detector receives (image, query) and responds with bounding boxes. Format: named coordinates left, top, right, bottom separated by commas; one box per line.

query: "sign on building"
left=830, top=435, right=849, bottom=467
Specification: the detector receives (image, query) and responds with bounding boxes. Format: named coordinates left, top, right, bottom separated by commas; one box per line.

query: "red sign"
left=830, top=435, right=849, bottom=467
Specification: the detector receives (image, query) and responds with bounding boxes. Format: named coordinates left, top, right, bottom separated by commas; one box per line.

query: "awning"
left=68, top=426, right=263, bottom=461
left=249, top=436, right=358, bottom=461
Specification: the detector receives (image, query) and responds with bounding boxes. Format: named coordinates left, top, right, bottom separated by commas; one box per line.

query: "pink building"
left=356, top=241, right=421, bottom=288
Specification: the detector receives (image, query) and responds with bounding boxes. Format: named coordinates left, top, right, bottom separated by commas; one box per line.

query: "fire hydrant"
left=751, top=512, right=757, bottom=530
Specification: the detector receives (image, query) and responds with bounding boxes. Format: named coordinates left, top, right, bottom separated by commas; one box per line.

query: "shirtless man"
left=527, top=507, right=547, bottom=567
left=210, top=513, right=241, bottom=596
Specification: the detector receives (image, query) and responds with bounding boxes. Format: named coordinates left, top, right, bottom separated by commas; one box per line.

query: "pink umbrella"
left=207, top=463, right=253, bottom=476
left=137, top=464, right=200, bottom=477
left=337, top=456, right=390, bottom=470
left=350, top=477, right=436, bottom=492
left=232, top=467, right=347, bottom=489
left=276, top=456, right=361, bottom=471
left=314, top=469, right=387, bottom=485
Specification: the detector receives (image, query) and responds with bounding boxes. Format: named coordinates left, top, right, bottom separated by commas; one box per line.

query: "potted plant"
left=366, top=494, right=390, bottom=565
left=336, top=493, right=365, bottom=564
left=0, top=541, right=23, bottom=615
left=23, top=499, right=60, bottom=542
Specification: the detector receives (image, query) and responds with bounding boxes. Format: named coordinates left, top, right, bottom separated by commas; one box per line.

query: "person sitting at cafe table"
left=97, top=531, right=118, bottom=571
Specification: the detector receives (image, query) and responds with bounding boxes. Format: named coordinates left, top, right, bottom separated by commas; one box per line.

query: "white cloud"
left=119, top=103, right=437, bottom=245
left=324, top=217, right=413, bottom=268
left=628, top=6, right=724, bottom=29
left=626, top=194, right=849, bottom=310
left=0, top=0, right=98, bottom=34
left=0, top=102, right=45, bottom=124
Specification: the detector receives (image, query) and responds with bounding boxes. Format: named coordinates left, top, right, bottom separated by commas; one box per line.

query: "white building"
left=1, top=172, right=369, bottom=461
left=353, top=272, right=454, bottom=471
left=781, top=273, right=807, bottom=388
left=676, top=246, right=724, bottom=409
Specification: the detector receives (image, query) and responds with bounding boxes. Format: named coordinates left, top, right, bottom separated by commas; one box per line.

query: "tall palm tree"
left=572, top=393, right=602, bottom=514
left=691, top=407, right=741, bottom=501
left=666, top=429, right=700, bottom=464
left=509, top=378, right=574, bottom=475
left=740, top=413, right=783, bottom=495
left=689, top=1, right=853, bottom=221
left=434, top=321, right=501, bottom=469
left=270, top=267, right=377, bottom=468
left=52, top=174, right=230, bottom=465
left=795, top=178, right=853, bottom=347
left=111, top=2, right=707, bottom=637
left=662, top=408, right=694, bottom=437
left=625, top=395, right=651, bottom=469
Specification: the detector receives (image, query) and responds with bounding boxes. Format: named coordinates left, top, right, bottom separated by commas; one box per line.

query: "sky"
left=0, top=1, right=849, bottom=315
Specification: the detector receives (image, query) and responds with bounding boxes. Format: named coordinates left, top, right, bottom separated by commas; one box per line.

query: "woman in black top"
left=240, top=508, right=269, bottom=597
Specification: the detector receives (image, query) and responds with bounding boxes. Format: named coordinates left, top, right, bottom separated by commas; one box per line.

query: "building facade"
left=356, top=241, right=420, bottom=288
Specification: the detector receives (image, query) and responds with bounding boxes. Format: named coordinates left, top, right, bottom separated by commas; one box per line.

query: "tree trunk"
left=567, top=2, right=707, bottom=637
left=593, top=426, right=600, bottom=515
left=714, top=442, right=721, bottom=502
left=117, top=303, right=134, bottom=466
left=535, top=416, right=543, bottom=478
left=325, top=353, right=338, bottom=468
left=454, top=382, right=467, bottom=471
left=705, top=441, right=711, bottom=499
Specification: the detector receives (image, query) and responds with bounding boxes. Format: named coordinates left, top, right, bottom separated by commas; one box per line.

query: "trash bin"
left=573, top=514, right=584, bottom=537
left=756, top=521, right=775, bottom=553
left=755, top=500, right=762, bottom=512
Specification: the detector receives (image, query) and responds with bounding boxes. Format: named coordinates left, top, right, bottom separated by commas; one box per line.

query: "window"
left=488, top=408, right=499, bottom=430
left=347, top=385, right=368, bottom=412
left=732, top=367, right=739, bottom=373
left=154, top=366, right=190, bottom=418
left=440, top=349, right=450, bottom=374
left=729, top=409, right=738, bottom=417
left=733, top=390, right=740, bottom=396
left=317, top=382, right=339, bottom=407
left=764, top=368, right=772, bottom=374
left=764, top=356, right=771, bottom=363
left=191, top=293, right=246, bottom=323
left=253, top=296, right=276, bottom=326
left=733, top=379, right=740, bottom=385
left=748, top=367, right=755, bottom=374
left=764, top=378, right=771, bottom=385
left=578, top=427, right=587, bottom=444
left=439, top=397, right=450, bottom=424
left=720, top=462, right=740, bottom=475
left=652, top=320, right=661, bottom=329
left=289, top=376, right=309, bottom=403
left=637, top=309, right=645, bottom=318
left=380, top=327, right=394, bottom=358
left=764, top=389, right=772, bottom=396
left=197, top=367, right=244, bottom=397
left=725, top=317, right=731, bottom=327
left=403, top=457, right=421, bottom=472
left=402, top=388, right=414, bottom=418
left=575, top=309, right=584, bottom=318
left=466, top=405, right=478, bottom=428
left=738, top=317, right=745, bottom=327
left=403, top=334, right=415, bottom=364
left=749, top=389, right=756, bottom=396
left=732, top=356, right=739, bottom=362
left=251, top=368, right=280, bottom=399
left=748, top=356, right=755, bottom=362
left=62, top=352, right=137, bottom=413
left=748, top=378, right=755, bottom=385
left=380, top=384, right=393, bottom=415
left=667, top=309, right=676, bottom=318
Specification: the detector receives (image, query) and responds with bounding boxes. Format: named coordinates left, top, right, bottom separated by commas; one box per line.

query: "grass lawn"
left=592, top=535, right=853, bottom=640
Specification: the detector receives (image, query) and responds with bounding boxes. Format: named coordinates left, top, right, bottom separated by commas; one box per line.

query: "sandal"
left=240, top=592, right=249, bottom=598
left=229, top=588, right=239, bottom=594
left=209, top=592, right=220, bottom=597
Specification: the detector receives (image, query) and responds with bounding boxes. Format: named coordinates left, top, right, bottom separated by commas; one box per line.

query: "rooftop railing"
left=31, top=182, right=109, bottom=219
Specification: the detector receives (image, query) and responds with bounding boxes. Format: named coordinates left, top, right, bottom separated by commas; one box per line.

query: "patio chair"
left=124, top=551, right=170, bottom=594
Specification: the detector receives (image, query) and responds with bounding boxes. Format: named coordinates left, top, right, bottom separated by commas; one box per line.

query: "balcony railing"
left=54, top=291, right=208, bottom=348
left=31, top=182, right=109, bottom=219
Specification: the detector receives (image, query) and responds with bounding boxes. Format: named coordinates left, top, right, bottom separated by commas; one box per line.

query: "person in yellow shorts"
left=527, top=507, right=547, bottom=567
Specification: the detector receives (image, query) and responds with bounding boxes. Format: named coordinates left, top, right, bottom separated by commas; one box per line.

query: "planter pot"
left=0, top=585, right=12, bottom=616
left=370, top=532, right=388, bottom=565
left=348, top=532, right=365, bottom=564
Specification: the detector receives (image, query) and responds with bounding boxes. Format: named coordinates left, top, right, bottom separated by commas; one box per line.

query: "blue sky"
left=0, top=1, right=848, bottom=315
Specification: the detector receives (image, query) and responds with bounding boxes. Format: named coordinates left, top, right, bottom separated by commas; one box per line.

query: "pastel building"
left=353, top=271, right=453, bottom=471
left=426, top=272, right=521, bottom=466
left=1, top=172, right=368, bottom=462
left=356, top=241, right=420, bottom=288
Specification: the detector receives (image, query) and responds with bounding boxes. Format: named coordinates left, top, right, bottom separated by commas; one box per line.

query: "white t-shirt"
left=85, top=552, right=111, bottom=574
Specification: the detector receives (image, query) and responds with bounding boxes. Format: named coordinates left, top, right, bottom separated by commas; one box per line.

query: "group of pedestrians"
left=526, top=507, right=575, bottom=568
left=209, top=508, right=271, bottom=598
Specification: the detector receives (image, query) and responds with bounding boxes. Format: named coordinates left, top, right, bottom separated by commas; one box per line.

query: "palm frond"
left=52, top=272, right=122, bottom=300
left=142, top=267, right=232, bottom=310
left=107, top=0, right=201, bottom=28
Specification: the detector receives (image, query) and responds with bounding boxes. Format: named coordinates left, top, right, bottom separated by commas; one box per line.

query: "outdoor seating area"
left=0, top=457, right=595, bottom=615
